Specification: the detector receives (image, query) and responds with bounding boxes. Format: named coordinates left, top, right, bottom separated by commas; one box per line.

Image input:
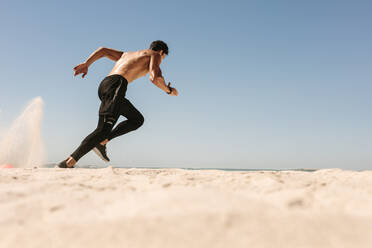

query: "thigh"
left=117, top=98, right=143, bottom=121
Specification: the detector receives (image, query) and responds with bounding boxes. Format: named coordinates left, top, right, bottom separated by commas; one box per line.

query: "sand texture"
left=1, top=167, right=372, bottom=248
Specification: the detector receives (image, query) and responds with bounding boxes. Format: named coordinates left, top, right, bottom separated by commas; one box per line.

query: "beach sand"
left=1, top=167, right=371, bottom=248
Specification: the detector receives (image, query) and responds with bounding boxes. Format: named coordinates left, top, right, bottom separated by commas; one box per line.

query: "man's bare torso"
left=108, top=49, right=159, bottom=83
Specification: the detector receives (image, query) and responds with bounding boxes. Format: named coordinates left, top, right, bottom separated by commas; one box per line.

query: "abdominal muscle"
left=108, top=50, right=151, bottom=83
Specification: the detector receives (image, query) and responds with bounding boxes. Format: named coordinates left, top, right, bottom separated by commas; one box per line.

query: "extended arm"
left=85, top=47, right=123, bottom=66
left=149, top=53, right=178, bottom=96
left=73, top=47, right=123, bottom=78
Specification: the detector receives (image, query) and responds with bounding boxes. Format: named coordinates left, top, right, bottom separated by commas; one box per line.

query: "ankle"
left=66, top=157, right=76, bottom=166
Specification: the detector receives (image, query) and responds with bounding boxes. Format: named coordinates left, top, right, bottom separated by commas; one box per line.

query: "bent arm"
left=149, top=53, right=171, bottom=93
left=84, top=47, right=123, bottom=67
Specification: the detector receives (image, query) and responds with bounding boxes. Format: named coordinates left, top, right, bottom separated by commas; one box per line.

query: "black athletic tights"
left=70, top=98, right=144, bottom=161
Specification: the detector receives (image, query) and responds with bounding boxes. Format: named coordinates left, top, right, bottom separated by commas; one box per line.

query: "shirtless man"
left=58, top=40, right=178, bottom=168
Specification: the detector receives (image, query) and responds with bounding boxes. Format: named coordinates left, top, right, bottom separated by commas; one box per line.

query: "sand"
left=1, top=167, right=371, bottom=248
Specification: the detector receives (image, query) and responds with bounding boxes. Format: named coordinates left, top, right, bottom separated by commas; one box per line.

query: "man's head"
left=150, top=40, right=168, bottom=58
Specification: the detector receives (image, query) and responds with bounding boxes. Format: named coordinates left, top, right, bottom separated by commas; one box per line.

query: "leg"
left=70, top=115, right=114, bottom=162
left=107, top=98, right=144, bottom=141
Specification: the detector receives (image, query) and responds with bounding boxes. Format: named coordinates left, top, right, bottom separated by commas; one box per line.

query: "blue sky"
left=1, top=0, right=371, bottom=169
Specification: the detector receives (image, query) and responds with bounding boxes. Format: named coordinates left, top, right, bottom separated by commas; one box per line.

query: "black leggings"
left=70, top=98, right=144, bottom=161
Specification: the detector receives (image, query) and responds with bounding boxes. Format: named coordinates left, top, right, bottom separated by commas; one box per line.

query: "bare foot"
left=100, top=139, right=109, bottom=146
left=66, top=157, right=76, bottom=168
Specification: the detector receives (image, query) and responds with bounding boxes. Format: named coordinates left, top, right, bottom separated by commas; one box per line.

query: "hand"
left=170, top=87, right=178, bottom=96
left=73, top=63, right=88, bottom=78
left=167, top=82, right=179, bottom=96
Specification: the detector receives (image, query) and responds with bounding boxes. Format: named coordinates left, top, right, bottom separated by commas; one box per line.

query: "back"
left=108, top=49, right=158, bottom=83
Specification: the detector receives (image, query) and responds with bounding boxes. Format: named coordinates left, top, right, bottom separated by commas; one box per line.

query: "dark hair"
left=149, top=40, right=169, bottom=55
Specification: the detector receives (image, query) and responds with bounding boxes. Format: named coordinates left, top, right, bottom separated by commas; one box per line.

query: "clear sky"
left=1, top=0, right=371, bottom=169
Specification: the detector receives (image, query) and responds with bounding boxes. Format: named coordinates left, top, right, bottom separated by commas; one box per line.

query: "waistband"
left=105, top=74, right=128, bottom=82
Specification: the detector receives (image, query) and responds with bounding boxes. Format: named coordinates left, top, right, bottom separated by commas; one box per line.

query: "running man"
left=58, top=40, right=178, bottom=168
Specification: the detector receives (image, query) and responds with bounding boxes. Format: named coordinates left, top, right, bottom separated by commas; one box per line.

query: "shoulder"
left=140, top=49, right=161, bottom=58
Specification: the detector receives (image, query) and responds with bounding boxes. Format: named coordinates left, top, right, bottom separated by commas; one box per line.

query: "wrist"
left=166, top=86, right=173, bottom=94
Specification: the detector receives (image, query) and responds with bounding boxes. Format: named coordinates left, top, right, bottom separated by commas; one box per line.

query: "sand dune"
left=1, top=167, right=371, bottom=248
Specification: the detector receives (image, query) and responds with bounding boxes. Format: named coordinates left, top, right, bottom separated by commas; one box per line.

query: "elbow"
left=98, top=47, right=107, bottom=54
left=149, top=71, right=157, bottom=83
left=150, top=76, right=162, bottom=85
left=98, top=47, right=108, bottom=57
left=150, top=77, right=162, bottom=87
